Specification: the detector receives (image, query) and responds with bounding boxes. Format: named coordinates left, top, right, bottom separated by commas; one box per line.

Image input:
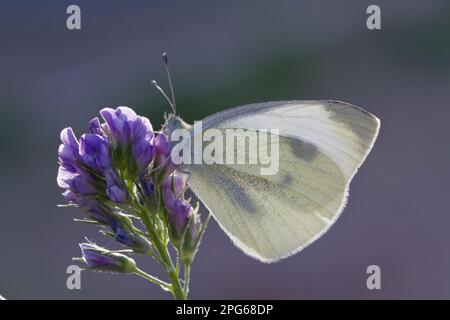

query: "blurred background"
left=1, top=0, right=449, bottom=299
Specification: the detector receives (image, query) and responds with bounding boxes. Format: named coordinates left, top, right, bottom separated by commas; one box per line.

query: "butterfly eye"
left=170, top=119, right=180, bottom=129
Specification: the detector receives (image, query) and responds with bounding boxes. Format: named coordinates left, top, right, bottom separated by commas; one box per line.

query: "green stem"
left=184, top=263, right=191, bottom=297
left=167, top=267, right=185, bottom=300
left=141, top=211, right=186, bottom=300
left=134, top=268, right=171, bottom=291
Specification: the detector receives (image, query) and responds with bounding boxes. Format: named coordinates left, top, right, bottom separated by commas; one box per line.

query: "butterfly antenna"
left=162, top=52, right=177, bottom=114
left=151, top=80, right=175, bottom=114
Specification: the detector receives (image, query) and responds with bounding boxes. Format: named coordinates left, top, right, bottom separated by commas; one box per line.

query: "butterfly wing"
left=183, top=100, right=380, bottom=262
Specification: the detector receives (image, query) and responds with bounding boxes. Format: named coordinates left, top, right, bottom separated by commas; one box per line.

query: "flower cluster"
left=57, top=107, right=208, bottom=299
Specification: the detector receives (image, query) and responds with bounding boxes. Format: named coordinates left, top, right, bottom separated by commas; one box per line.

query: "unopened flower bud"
left=107, top=216, right=152, bottom=255
left=162, top=173, right=192, bottom=247
left=78, top=243, right=137, bottom=273
left=180, top=206, right=206, bottom=264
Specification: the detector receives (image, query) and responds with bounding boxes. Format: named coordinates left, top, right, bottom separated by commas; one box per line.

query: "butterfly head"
left=162, top=113, right=191, bottom=137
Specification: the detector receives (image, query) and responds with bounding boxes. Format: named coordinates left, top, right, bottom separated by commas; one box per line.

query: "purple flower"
left=180, top=210, right=204, bottom=264
left=58, top=108, right=155, bottom=207
left=100, top=107, right=154, bottom=173
left=85, top=204, right=110, bottom=224
left=107, top=185, right=127, bottom=203
left=58, top=127, right=79, bottom=165
left=131, top=117, right=154, bottom=169
left=161, top=171, right=207, bottom=262
left=154, top=133, right=175, bottom=175
left=104, top=169, right=128, bottom=203
left=162, top=173, right=192, bottom=246
left=80, top=243, right=119, bottom=268
left=57, top=107, right=208, bottom=280
left=171, top=199, right=192, bottom=233
left=140, top=174, right=155, bottom=197
left=62, top=191, right=111, bottom=224
left=88, top=117, right=103, bottom=135
left=57, top=166, right=97, bottom=195
left=79, top=243, right=136, bottom=273
left=57, top=127, right=102, bottom=198
left=79, top=134, right=110, bottom=171
left=133, top=135, right=154, bottom=171
left=162, top=173, right=187, bottom=211
left=155, top=133, right=171, bottom=158
left=100, top=107, right=137, bottom=144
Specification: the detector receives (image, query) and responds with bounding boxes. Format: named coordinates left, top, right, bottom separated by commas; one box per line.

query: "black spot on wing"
left=218, top=171, right=258, bottom=214
left=281, top=173, right=294, bottom=186
left=323, top=101, right=377, bottom=147
left=190, top=164, right=258, bottom=214
left=285, top=136, right=318, bottom=162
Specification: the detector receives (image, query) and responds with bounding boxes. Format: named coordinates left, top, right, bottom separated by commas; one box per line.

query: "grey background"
left=0, top=0, right=449, bottom=299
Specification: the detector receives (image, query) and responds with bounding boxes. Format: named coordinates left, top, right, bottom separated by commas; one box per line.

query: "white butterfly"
left=155, top=55, right=380, bottom=263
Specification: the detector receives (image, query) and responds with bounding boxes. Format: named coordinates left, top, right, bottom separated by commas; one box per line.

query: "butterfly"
left=155, top=53, right=380, bottom=263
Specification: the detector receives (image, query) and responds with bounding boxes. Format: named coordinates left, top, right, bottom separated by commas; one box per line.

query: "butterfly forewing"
left=181, top=100, right=380, bottom=262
